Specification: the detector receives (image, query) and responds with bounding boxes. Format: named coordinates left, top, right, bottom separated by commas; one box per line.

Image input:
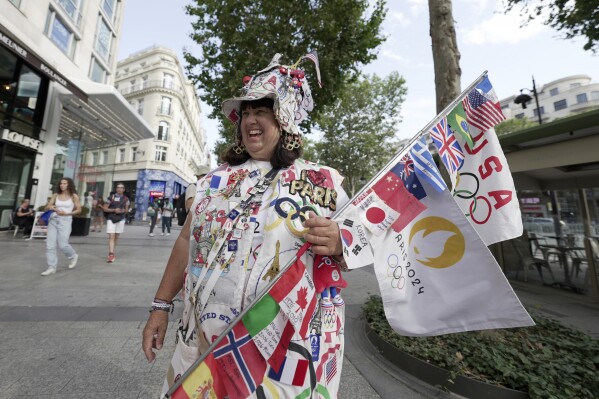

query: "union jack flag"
left=399, top=154, right=414, bottom=179
left=462, top=76, right=506, bottom=132
left=429, top=117, right=465, bottom=174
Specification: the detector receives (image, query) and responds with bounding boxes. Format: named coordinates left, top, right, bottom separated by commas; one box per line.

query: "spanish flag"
left=170, top=353, right=225, bottom=399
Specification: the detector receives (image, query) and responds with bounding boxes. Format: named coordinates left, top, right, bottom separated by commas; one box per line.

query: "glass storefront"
left=0, top=46, right=47, bottom=229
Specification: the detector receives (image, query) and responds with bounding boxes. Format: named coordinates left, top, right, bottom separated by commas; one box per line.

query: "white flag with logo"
left=368, top=142, right=533, bottom=336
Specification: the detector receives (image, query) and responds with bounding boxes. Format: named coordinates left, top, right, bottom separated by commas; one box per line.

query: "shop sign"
left=149, top=190, right=164, bottom=198
left=1, top=128, right=41, bottom=151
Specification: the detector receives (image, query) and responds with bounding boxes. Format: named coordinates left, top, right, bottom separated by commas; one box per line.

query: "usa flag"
left=302, top=50, right=322, bottom=88
left=462, top=76, right=505, bottom=132
left=429, top=117, right=465, bottom=174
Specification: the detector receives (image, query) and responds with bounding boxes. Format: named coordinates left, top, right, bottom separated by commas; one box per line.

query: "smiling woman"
left=142, top=53, right=374, bottom=399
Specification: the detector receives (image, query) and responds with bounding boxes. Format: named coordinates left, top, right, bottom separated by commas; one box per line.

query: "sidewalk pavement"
left=0, top=224, right=597, bottom=398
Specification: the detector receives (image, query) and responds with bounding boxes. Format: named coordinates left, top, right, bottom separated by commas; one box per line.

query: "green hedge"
left=363, top=295, right=599, bottom=399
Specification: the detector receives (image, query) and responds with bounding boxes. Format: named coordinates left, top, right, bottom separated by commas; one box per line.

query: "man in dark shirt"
left=13, top=199, right=35, bottom=237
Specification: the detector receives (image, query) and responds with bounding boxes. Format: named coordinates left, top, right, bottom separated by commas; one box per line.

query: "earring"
left=232, top=142, right=246, bottom=155
left=282, top=132, right=302, bottom=151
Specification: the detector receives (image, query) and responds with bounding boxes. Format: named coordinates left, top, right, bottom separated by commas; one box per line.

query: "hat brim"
left=222, top=92, right=277, bottom=124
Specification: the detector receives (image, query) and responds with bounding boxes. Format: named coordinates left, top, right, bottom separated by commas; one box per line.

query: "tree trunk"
left=428, top=0, right=462, bottom=112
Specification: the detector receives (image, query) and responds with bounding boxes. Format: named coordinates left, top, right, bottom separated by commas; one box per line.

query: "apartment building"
left=500, top=74, right=599, bottom=123
left=0, top=0, right=153, bottom=229
left=111, top=45, right=209, bottom=219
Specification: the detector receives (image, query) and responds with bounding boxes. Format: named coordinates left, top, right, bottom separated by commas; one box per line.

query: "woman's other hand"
left=142, top=311, right=169, bottom=362
left=303, top=212, right=343, bottom=256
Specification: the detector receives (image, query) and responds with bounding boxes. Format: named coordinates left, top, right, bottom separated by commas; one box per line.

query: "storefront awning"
left=499, top=109, right=599, bottom=190
left=57, top=79, right=155, bottom=148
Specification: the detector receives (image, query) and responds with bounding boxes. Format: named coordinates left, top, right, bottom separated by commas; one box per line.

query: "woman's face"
left=59, top=180, right=68, bottom=193
left=240, top=105, right=280, bottom=161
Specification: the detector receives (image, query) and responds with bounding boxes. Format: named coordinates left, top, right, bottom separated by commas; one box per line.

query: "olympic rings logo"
left=453, top=172, right=491, bottom=225
left=386, top=254, right=406, bottom=290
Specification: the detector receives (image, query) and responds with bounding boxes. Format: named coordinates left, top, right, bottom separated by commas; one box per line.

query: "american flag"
left=429, top=117, right=465, bottom=174
left=302, top=50, right=322, bottom=88
left=325, top=355, right=337, bottom=384
left=462, top=76, right=505, bottom=132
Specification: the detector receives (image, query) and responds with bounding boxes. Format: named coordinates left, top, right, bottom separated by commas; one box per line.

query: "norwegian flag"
left=302, top=50, right=322, bottom=88
left=213, top=323, right=267, bottom=399
left=429, top=117, right=465, bottom=174
left=462, top=76, right=506, bottom=132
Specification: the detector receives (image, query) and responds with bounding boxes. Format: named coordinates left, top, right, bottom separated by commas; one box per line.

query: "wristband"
left=331, top=254, right=349, bottom=272
left=150, top=300, right=174, bottom=314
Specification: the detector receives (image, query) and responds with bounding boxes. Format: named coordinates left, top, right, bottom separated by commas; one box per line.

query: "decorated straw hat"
left=222, top=52, right=321, bottom=136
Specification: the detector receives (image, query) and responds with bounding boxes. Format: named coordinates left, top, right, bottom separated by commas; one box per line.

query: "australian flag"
left=429, top=116, right=465, bottom=174
left=397, top=153, right=426, bottom=200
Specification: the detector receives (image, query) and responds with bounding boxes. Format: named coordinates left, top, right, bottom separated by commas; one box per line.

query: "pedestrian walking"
left=91, top=196, right=105, bottom=232
left=160, top=197, right=173, bottom=236
left=148, top=201, right=159, bottom=237
left=41, top=178, right=81, bottom=276
left=102, top=183, right=130, bottom=263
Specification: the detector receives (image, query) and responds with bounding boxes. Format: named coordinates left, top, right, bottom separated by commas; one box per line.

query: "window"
left=90, top=152, right=98, bottom=166
left=554, top=99, right=567, bottom=111
left=118, top=148, right=125, bottom=163
left=515, top=113, right=525, bottom=119
left=142, top=75, right=149, bottom=88
left=160, top=96, right=172, bottom=115
left=137, top=98, right=144, bottom=115
left=102, top=0, right=116, bottom=22
left=163, top=73, right=174, bottom=89
left=100, top=150, right=109, bottom=165
left=95, top=18, right=112, bottom=62
left=157, top=121, right=170, bottom=141
left=56, top=0, right=82, bottom=26
left=592, top=91, right=599, bottom=101
left=549, top=88, right=559, bottom=96
left=533, top=106, right=544, bottom=117
left=130, top=79, right=136, bottom=90
left=576, top=93, right=588, bottom=103
left=90, top=58, right=106, bottom=83
left=155, top=145, right=167, bottom=162
left=131, top=147, right=139, bottom=162
left=45, top=10, right=77, bottom=57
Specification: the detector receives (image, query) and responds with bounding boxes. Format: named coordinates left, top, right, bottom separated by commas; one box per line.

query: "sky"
left=118, top=0, right=599, bottom=163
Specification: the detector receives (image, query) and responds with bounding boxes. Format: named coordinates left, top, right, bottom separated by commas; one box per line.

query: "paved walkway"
left=0, top=224, right=597, bottom=398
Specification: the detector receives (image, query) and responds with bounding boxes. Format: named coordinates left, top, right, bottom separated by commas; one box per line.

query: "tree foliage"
left=183, top=0, right=387, bottom=155
left=504, top=0, right=599, bottom=53
left=495, top=117, right=536, bottom=136
left=311, top=72, right=407, bottom=196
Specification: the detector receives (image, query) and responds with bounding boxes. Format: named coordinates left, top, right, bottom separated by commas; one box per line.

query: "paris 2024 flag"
left=337, top=137, right=534, bottom=336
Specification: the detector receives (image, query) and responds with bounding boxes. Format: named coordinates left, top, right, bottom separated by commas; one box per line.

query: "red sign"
left=150, top=191, right=164, bottom=198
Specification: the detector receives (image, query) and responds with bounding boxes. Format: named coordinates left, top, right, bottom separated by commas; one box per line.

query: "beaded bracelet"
left=149, top=299, right=174, bottom=314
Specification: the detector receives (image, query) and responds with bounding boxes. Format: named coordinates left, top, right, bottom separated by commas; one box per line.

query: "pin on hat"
left=222, top=51, right=322, bottom=136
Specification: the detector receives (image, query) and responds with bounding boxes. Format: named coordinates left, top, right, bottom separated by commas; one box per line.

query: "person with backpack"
left=102, top=183, right=130, bottom=263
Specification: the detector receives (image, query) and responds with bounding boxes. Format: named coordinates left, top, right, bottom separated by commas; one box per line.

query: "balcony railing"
left=156, top=107, right=174, bottom=117
left=119, top=80, right=185, bottom=96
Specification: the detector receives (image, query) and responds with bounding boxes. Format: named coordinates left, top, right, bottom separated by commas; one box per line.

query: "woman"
left=142, top=54, right=355, bottom=398
left=92, top=196, right=105, bottom=232
left=41, top=177, right=81, bottom=276
left=13, top=198, right=35, bottom=237
left=147, top=201, right=159, bottom=237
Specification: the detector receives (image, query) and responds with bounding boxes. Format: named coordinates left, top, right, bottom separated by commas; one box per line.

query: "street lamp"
left=514, top=75, right=542, bottom=125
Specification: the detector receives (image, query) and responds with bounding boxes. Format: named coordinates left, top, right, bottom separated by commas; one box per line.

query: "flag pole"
left=334, top=70, right=488, bottom=218
left=163, top=70, right=489, bottom=398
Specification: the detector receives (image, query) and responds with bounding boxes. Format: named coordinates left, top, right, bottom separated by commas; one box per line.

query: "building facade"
left=0, top=0, right=153, bottom=229
left=500, top=75, right=599, bottom=123
left=112, top=45, right=210, bottom=220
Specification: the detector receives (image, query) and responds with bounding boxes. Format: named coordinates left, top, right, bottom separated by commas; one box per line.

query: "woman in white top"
left=41, top=177, right=81, bottom=276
